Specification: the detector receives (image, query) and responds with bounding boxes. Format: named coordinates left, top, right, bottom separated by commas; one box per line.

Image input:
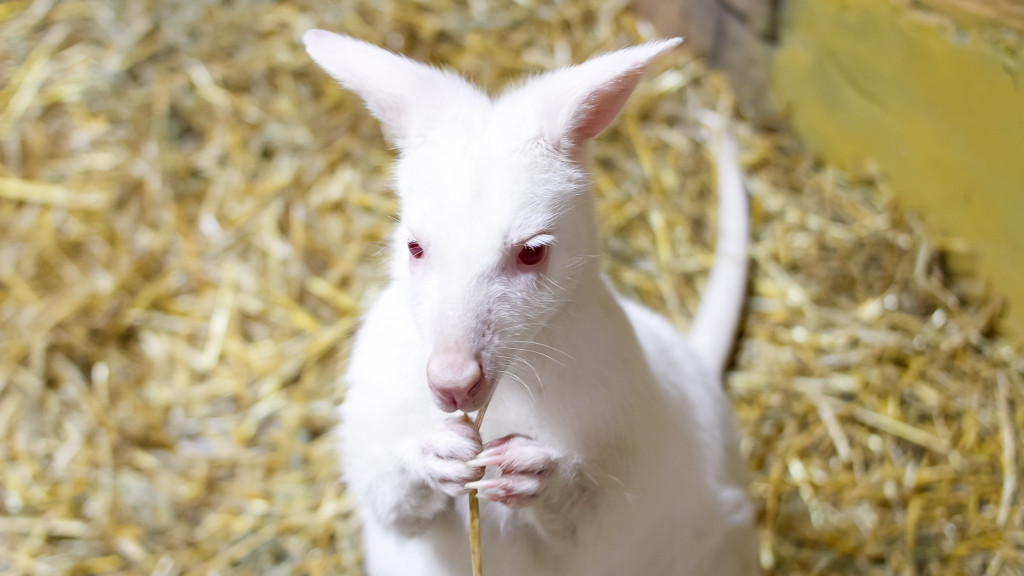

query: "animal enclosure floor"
left=0, top=0, right=1021, bottom=574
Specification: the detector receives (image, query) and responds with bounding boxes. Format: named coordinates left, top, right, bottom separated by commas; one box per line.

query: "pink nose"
left=427, top=352, right=484, bottom=412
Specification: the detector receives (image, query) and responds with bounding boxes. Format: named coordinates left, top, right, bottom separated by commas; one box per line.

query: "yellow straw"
left=468, top=395, right=493, bottom=576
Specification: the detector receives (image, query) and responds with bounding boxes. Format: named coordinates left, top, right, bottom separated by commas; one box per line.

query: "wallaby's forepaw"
left=466, top=434, right=560, bottom=508
left=415, top=416, right=486, bottom=498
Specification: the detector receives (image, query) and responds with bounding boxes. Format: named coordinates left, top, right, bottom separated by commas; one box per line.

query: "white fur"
left=304, top=31, right=758, bottom=576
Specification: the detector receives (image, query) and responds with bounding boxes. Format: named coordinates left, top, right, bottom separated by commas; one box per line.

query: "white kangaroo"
left=303, top=30, right=758, bottom=576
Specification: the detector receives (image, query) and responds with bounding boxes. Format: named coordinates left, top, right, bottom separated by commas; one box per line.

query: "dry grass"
left=1, top=0, right=1022, bottom=574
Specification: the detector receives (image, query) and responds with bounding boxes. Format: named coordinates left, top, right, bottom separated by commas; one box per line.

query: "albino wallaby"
left=303, top=30, right=758, bottom=576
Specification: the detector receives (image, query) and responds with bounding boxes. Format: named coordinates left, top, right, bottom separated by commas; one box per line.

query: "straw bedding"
left=1, top=0, right=1021, bottom=574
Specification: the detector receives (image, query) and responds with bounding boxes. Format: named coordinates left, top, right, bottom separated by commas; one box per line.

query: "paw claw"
left=482, top=433, right=525, bottom=450
left=465, top=455, right=501, bottom=468
left=463, top=436, right=563, bottom=507
left=468, top=477, right=543, bottom=507
left=417, top=417, right=485, bottom=497
left=463, top=480, right=490, bottom=492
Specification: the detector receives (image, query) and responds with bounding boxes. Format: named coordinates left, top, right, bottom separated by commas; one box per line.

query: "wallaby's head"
left=305, top=31, right=680, bottom=413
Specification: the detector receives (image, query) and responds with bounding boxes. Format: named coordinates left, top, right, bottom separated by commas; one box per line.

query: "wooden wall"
left=633, top=0, right=782, bottom=120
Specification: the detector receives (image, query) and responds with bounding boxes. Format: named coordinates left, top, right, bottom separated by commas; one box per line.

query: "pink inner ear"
left=570, top=67, right=644, bottom=144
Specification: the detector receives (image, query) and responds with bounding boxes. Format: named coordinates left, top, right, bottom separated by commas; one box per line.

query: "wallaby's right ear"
left=303, top=30, right=485, bottom=146
left=498, top=38, right=682, bottom=159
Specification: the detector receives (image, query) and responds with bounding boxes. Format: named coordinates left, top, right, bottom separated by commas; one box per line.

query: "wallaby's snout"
left=426, top=349, right=486, bottom=412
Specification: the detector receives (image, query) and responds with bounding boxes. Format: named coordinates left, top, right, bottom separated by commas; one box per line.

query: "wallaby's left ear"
left=303, top=30, right=487, bottom=147
left=502, top=38, right=682, bottom=156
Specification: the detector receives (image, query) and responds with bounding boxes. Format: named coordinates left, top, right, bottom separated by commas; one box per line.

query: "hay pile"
left=0, top=0, right=1021, bottom=574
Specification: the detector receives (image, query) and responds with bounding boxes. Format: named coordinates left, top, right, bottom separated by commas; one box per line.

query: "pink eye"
left=408, top=241, right=424, bottom=259
left=517, top=244, right=547, bottom=266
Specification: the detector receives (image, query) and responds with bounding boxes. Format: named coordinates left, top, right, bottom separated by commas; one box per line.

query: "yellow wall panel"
left=772, top=0, right=1024, bottom=336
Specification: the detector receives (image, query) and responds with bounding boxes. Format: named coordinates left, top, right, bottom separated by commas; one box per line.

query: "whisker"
left=492, top=354, right=540, bottom=404
left=504, top=346, right=565, bottom=367
left=509, top=356, right=544, bottom=393
left=506, top=339, right=575, bottom=361
left=505, top=372, right=536, bottom=405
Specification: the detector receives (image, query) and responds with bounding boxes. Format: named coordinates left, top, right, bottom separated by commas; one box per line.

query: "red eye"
left=517, top=245, right=547, bottom=266
left=408, top=241, right=424, bottom=259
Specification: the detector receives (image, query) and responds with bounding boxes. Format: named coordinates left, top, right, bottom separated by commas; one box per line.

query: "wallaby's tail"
left=689, top=126, right=750, bottom=377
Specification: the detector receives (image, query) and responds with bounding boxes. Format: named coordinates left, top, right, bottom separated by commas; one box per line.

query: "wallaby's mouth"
left=428, top=368, right=495, bottom=413
left=460, top=379, right=491, bottom=414
left=432, top=376, right=492, bottom=414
